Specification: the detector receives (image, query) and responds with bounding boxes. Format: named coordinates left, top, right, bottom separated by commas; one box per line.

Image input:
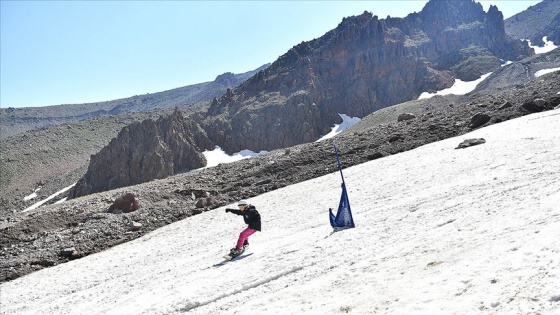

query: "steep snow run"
left=2, top=110, right=559, bottom=315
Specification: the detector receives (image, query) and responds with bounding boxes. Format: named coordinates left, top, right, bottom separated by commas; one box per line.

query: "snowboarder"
left=225, top=200, right=261, bottom=258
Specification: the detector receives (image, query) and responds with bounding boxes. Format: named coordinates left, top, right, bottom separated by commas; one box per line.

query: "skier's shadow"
left=212, top=253, right=254, bottom=268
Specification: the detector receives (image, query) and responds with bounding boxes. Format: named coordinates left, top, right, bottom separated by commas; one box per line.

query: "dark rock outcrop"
left=69, top=109, right=214, bottom=198
left=521, top=98, right=548, bottom=113
left=498, top=101, right=512, bottom=110
left=469, top=112, right=491, bottom=128
left=201, top=0, right=533, bottom=154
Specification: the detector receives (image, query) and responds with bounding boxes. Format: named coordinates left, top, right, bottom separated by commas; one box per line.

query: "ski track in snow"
left=1, top=111, right=560, bottom=315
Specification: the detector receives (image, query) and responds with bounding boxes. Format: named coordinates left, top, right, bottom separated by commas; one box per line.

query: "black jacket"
left=226, top=205, right=261, bottom=231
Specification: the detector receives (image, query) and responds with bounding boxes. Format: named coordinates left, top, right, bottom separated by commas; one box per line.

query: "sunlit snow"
left=23, top=187, right=41, bottom=201
left=317, top=114, right=361, bottom=141
left=3, top=109, right=559, bottom=315
left=418, top=72, right=492, bottom=100
left=528, top=36, right=559, bottom=54
left=22, top=183, right=76, bottom=213
left=500, top=60, right=513, bottom=67
left=202, top=146, right=268, bottom=169
left=535, top=67, right=560, bottom=78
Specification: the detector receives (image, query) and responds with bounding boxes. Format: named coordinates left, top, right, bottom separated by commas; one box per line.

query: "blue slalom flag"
left=329, top=183, right=355, bottom=231
left=329, top=144, right=355, bottom=231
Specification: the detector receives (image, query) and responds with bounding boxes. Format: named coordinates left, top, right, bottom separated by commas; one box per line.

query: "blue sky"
left=1, top=1, right=540, bottom=108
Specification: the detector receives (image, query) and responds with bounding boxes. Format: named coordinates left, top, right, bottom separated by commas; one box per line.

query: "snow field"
left=1, top=110, right=559, bottom=315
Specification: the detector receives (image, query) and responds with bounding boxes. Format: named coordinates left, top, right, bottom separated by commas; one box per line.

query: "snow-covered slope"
left=1, top=110, right=559, bottom=315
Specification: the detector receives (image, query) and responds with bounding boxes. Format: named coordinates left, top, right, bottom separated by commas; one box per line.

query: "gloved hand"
left=225, top=209, right=231, bottom=213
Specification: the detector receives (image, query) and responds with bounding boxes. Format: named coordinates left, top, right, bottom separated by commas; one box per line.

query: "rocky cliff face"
left=201, top=0, right=533, bottom=154
left=68, top=0, right=540, bottom=198
left=69, top=109, right=214, bottom=198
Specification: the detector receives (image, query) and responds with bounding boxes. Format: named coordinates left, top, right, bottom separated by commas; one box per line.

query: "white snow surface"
left=317, top=114, right=361, bottom=141
left=418, top=72, right=492, bottom=99
left=535, top=67, right=560, bottom=78
left=22, top=183, right=76, bottom=213
left=202, top=146, right=268, bottom=169
left=23, top=187, right=40, bottom=201
left=528, top=36, right=559, bottom=55
left=2, top=110, right=560, bottom=315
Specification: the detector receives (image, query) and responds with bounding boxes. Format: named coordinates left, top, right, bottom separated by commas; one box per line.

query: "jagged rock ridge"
left=0, top=65, right=269, bottom=140
left=69, top=110, right=214, bottom=198
left=201, top=0, right=533, bottom=154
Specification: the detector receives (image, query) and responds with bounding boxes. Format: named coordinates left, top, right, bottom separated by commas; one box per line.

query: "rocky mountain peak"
left=214, top=72, right=237, bottom=86
left=199, top=0, right=532, bottom=155
left=337, top=11, right=373, bottom=29
left=420, top=0, right=485, bottom=31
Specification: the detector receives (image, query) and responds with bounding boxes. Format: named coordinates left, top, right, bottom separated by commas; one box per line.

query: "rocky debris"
left=195, top=197, right=220, bottom=209
left=388, top=134, right=405, bottom=143
left=498, top=101, right=513, bottom=110
left=107, top=193, right=140, bottom=213
left=58, top=247, right=83, bottom=260
left=456, top=138, right=486, bottom=149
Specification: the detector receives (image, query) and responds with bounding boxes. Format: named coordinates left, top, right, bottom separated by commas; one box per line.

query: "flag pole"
left=333, top=143, right=346, bottom=185
left=330, top=142, right=355, bottom=231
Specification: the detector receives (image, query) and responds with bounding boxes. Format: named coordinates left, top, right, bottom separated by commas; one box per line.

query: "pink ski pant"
left=237, top=228, right=257, bottom=248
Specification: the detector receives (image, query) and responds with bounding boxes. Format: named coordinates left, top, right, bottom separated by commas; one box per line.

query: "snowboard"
left=223, top=246, right=249, bottom=261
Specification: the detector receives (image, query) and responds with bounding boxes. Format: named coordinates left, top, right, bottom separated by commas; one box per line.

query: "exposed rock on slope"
left=505, top=0, right=560, bottom=44
left=68, top=109, right=214, bottom=198
left=201, top=0, right=532, bottom=154
left=473, top=48, right=560, bottom=92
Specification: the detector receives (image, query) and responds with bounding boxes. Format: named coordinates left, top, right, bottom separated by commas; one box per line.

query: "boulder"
left=398, top=113, right=416, bottom=122
left=469, top=113, right=491, bottom=128
left=456, top=138, right=486, bottom=149
left=521, top=98, right=547, bottom=112
left=108, top=193, right=140, bottom=213
left=130, top=221, right=142, bottom=231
